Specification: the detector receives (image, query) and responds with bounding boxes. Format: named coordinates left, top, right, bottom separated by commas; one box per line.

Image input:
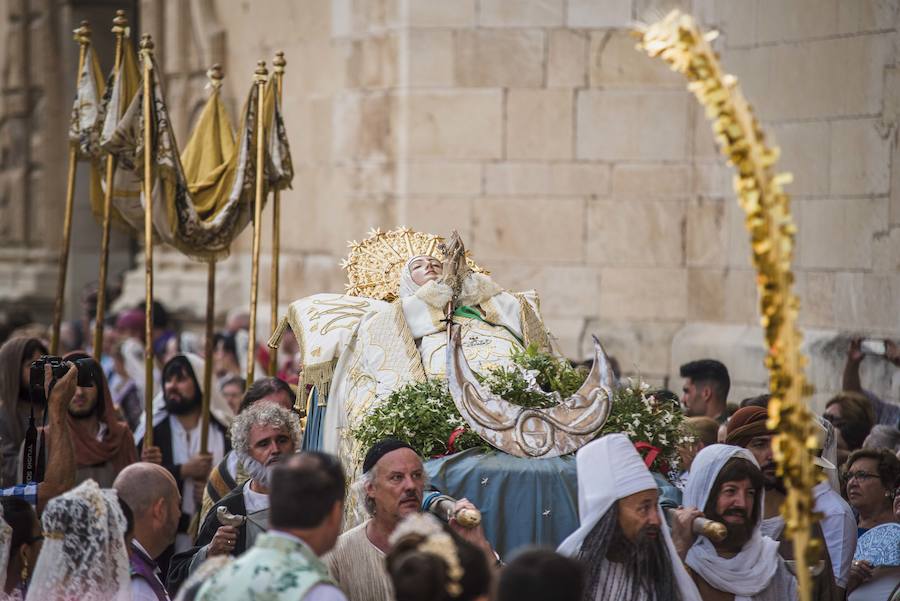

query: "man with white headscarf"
left=671, top=444, right=798, bottom=601
left=557, top=433, right=702, bottom=601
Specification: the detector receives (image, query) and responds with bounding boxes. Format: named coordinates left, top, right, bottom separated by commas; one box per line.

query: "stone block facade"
left=3, top=0, right=900, bottom=407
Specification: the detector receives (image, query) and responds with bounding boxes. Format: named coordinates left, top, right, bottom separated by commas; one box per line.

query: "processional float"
left=52, top=10, right=294, bottom=452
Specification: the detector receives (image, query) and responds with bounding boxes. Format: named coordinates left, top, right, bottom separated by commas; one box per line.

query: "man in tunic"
left=136, top=354, right=229, bottom=557
left=114, top=462, right=182, bottom=601
left=166, top=402, right=301, bottom=591
left=557, top=433, right=702, bottom=601
left=191, top=452, right=347, bottom=601
left=325, top=438, right=491, bottom=601
left=671, top=444, right=798, bottom=601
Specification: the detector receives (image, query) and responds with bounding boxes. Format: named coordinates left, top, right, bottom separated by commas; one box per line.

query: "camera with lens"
left=28, top=355, right=93, bottom=406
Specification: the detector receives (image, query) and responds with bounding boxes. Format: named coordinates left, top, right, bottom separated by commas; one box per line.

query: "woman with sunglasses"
left=843, top=448, right=900, bottom=599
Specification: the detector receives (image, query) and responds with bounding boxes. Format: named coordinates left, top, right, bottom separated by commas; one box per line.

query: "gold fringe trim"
left=298, top=359, right=336, bottom=408
left=267, top=315, right=290, bottom=349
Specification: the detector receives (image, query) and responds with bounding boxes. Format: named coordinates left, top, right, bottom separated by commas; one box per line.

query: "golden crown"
left=341, top=227, right=484, bottom=301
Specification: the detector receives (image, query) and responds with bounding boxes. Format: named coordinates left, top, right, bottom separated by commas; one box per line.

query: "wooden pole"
left=267, top=51, right=285, bottom=377
left=200, top=64, right=224, bottom=454
left=140, top=34, right=155, bottom=448
left=51, top=21, right=92, bottom=355
left=246, top=61, right=268, bottom=387
left=93, top=10, right=128, bottom=361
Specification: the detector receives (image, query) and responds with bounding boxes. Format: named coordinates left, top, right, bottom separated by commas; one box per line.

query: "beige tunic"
left=325, top=520, right=393, bottom=601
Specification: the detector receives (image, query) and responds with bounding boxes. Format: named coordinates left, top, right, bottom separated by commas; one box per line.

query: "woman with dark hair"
left=387, top=514, right=491, bottom=601
left=843, top=448, right=900, bottom=599
left=1, top=496, right=42, bottom=599
left=825, top=392, right=876, bottom=468
left=0, top=338, right=49, bottom=486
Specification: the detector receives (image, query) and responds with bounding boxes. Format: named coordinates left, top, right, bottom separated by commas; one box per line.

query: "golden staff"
left=268, top=51, right=285, bottom=377
left=93, top=10, right=128, bottom=361
left=50, top=21, right=92, bottom=355
left=636, top=12, right=818, bottom=600
left=200, top=63, right=224, bottom=454
left=246, top=61, right=269, bottom=386
left=140, top=34, right=156, bottom=448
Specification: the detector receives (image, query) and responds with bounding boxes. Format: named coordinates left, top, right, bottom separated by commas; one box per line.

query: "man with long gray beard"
left=557, top=433, right=702, bottom=601
left=165, top=402, right=302, bottom=593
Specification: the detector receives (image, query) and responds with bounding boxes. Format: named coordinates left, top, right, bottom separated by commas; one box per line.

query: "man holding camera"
left=0, top=360, right=77, bottom=513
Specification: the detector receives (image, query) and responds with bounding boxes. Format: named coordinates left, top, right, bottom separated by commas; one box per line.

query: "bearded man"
left=34, top=352, right=136, bottom=488
left=726, top=407, right=842, bottom=599
left=671, top=444, right=798, bottom=601
left=325, top=438, right=492, bottom=601
left=557, top=433, right=701, bottom=601
left=136, top=354, right=229, bottom=555
left=165, top=402, right=301, bottom=593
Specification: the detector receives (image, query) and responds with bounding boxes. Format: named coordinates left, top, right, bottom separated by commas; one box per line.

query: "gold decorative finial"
left=273, top=51, right=286, bottom=72
left=254, top=60, right=268, bottom=83
left=73, top=20, right=91, bottom=45
left=112, top=10, right=128, bottom=33
left=139, top=33, right=154, bottom=51
left=207, top=64, right=224, bottom=89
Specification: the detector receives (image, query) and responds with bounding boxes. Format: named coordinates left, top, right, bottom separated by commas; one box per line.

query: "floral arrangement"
left=352, top=345, right=586, bottom=457
left=599, top=380, right=693, bottom=474
left=353, top=348, right=692, bottom=471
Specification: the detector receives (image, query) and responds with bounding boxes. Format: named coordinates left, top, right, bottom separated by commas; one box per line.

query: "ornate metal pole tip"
left=112, top=10, right=128, bottom=28
left=207, top=63, right=225, bottom=87
left=73, top=20, right=91, bottom=43
left=273, top=51, right=286, bottom=71
left=140, top=33, right=154, bottom=51
left=254, top=60, right=268, bottom=82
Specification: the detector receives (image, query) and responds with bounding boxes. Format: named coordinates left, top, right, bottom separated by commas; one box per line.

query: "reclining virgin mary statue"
left=272, top=227, right=613, bottom=475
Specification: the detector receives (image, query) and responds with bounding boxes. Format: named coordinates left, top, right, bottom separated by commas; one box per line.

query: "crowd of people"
left=0, top=296, right=898, bottom=600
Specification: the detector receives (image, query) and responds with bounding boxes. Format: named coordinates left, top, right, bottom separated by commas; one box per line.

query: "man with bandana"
left=165, top=402, right=301, bottom=594
left=136, top=354, right=229, bottom=558
left=557, top=433, right=702, bottom=601
left=671, top=444, right=798, bottom=601
left=325, top=438, right=492, bottom=601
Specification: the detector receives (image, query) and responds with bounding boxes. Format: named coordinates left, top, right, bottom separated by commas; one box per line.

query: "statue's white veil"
left=398, top=255, right=434, bottom=298
left=25, top=480, right=130, bottom=601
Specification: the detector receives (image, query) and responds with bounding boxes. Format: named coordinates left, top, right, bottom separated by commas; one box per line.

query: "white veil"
left=25, top=480, right=130, bottom=601
left=398, top=255, right=432, bottom=298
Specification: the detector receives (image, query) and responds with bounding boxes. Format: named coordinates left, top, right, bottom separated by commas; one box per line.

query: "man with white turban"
left=671, top=444, right=798, bottom=601
left=557, top=433, right=702, bottom=601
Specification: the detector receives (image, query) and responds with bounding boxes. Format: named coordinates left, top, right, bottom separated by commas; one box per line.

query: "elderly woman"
left=843, top=448, right=900, bottom=598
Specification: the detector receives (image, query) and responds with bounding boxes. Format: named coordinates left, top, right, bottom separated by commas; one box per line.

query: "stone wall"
left=3, top=0, right=899, bottom=407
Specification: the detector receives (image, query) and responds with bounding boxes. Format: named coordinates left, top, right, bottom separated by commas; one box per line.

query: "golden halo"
left=341, top=227, right=485, bottom=301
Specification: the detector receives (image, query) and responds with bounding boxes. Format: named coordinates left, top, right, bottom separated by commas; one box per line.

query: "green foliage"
left=353, top=345, right=588, bottom=456
left=352, top=379, right=484, bottom=458
left=599, top=381, right=694, bottom=473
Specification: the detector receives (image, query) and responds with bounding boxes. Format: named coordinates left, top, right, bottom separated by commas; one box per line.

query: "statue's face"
left=409, top=256, right=443, bottom=286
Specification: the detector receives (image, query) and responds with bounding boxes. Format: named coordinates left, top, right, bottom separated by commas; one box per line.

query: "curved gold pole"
left=93, top=10, right=128, bottom=361
left=246, top=61, right=269, bottom=387
left=140, top=34, right=155, bottom=448
left=51, top=21, right=92, bottom=355
left=268, top=51, right=286, bottom=377
left=637, top=12, right=817, bottom=601
left=200, top=64, right=224, bottom=454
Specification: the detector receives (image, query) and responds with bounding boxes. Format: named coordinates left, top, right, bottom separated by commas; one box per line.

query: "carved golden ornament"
left=341, top=227, right=485, bottom=301
left=635, top=11, right=819, bottom=601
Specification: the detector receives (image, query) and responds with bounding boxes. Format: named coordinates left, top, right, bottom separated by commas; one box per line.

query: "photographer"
left=0, top=362, right=77, bottom=513
left=27, top=352, right=136, bottom=488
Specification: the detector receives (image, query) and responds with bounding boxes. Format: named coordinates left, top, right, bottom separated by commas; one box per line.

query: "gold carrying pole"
left=268, top=51, right=285, bottom=377
left=93, top=10, right=128, bottom=361
left=200, top=64, right=224, bottom=454
left=51, top=21, right=92, bottom=355
left=140, top=34, right=156, bottom=448
left=246, top=61, right=269, bottom=387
